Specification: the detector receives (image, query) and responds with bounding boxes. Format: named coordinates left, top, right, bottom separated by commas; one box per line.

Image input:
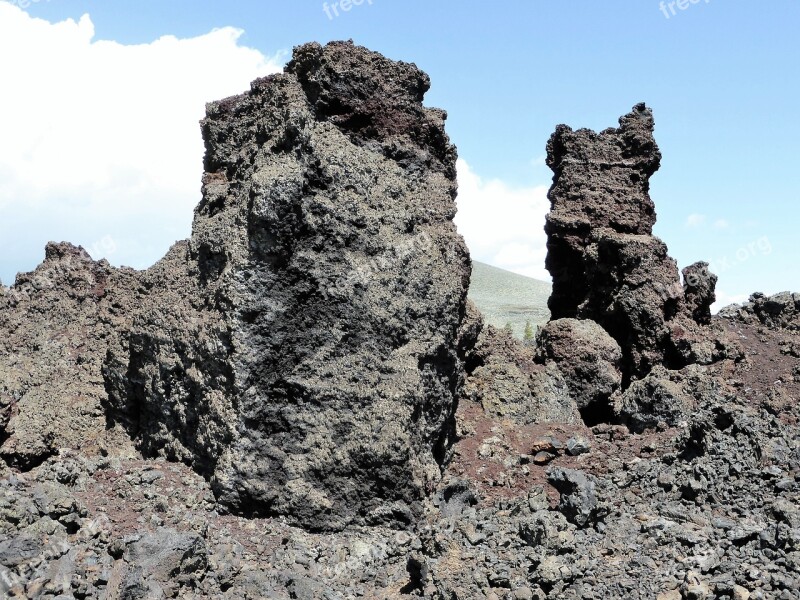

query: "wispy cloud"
left=685, top=213, right=707, bottom=228
left=713, top=218, right=730, bottom=230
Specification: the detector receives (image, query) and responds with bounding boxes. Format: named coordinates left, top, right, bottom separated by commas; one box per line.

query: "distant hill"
left=467, top=261, right=551, bottom=339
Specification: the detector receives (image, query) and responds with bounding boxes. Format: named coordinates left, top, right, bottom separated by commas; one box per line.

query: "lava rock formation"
left=1, top=42, right=798, bottom=600
left=102, top=40, right=471, bottom=532
left=544, top=103, right=731, bottom=383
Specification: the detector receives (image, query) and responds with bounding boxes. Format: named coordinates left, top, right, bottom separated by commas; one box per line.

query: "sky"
left=1, top=1, right=798, bottom=311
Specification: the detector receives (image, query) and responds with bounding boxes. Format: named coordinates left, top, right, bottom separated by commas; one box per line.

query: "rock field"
left=1, top=41, right=798, bottom=599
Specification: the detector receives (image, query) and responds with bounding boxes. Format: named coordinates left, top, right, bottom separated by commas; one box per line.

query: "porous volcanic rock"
left=614, top=364, right=713, bottom=433
left=102, top=40, right=471, bottom=531
left=719, top=291, right=800, bottom=331
left=544, top=103, right=661, bottom=319
left=463, top=324, right=581, bottom=426
left=682, top=261, right=717, bottom=325
left=0, top=243, right=138, bottom=470
left=544, top=103, right=732, bottom=381
left=535, top=318, right=623, bottom=420
left=2, top=45, right=799, bottom=600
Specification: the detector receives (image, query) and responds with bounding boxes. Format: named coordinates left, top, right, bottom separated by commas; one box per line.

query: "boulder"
left=119, top=529, right=207, bottom=599
left=463, top=325, right=581, bottom=425
left=547, top=467, right=598, bottom=528
left=614, top=364, right=722, bottom=433
left=535, top=318, right=622, bottom=416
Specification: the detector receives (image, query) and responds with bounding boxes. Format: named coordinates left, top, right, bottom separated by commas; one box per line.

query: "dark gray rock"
left=519, top=510, right=573, bottom=551
left=31, top=482, right=78, bottom=519
left=463, top=324, right=582, bottom=425
left=547, top=467, right=598, bottom=528
left=614, top=365, right=717, bottom=432
left=719, top=291, right=800, bottom=330
left=536, top=318, right=622, bottom=414
left=121, top=528, right=207, bottom=597
left=544, top=103, right=733, bottom=380
left=0, top=533, right=43, bottom=568
left=682, top=262, right=717, bottom=325
left=103, top=40, right=471, bottom=532
left=566, top=436, right=591, bottom=456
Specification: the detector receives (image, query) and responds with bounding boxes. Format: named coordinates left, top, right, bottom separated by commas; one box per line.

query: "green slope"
left=467, top=261, right=551, bottom=339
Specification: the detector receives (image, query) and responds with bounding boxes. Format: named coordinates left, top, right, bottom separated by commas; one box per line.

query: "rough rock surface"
left=101, top=40, right=472, bottom=532
left=615, top=364, right=712, bottom=433
left=535, top=318, right=623, bottom=421
left=1, top=44, right=799, bottom=600
left=544, top=104, right=732, bottom=380
left=463, top=324, right=581, bottom=426
left=719, top=291, right=800, bottom=331
left=0, top=243, right=138, bottom=470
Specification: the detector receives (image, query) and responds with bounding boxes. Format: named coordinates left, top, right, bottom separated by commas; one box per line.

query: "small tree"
left=502, top=322, right=514, bottom=336
left=523, top=320, right=535, bottom=345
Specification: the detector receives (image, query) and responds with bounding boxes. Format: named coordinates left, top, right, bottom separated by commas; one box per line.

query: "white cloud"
left=713, top=218, right=730, bottom=230
left=685, top=213, right=707, bottom=228
left=0, top=6, right=551, bottom=288
left=711, top=290, right=750, bottom=314
left=0, top=5, right=282, bottom=283
left=454, top=159, right=551, bottom=282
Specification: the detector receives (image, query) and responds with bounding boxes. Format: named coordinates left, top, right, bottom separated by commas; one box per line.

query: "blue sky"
left=1, top=0, right=798, bottom=308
